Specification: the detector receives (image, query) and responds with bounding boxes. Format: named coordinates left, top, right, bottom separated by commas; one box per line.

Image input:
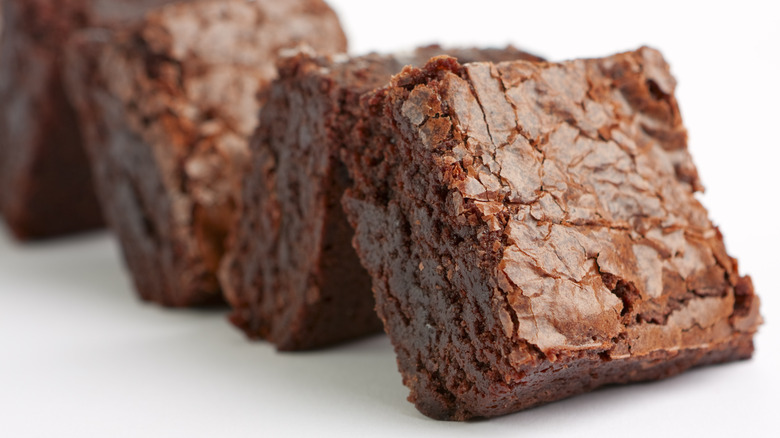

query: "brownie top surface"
left=274, top=45, right=543, bottom=103
left=376, top=48, right=760, bottom=358
left=86, top=0, right=344, bottom=216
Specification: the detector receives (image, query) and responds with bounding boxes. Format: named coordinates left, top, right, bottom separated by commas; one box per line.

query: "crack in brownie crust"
left=342, top=48, right=761, bottom=420
left=220, top=46, right=543, bottom=350
left=65, top=0, right=346, bottom=306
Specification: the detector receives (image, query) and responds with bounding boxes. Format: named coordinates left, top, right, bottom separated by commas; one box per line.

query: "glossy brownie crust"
left=220, top=47, right=542, bottom=350
left=342, top=49, right=761, bottom=419
left=65, top=0, right=346, bottom=306
left=0, top=0, right=103, bottom=239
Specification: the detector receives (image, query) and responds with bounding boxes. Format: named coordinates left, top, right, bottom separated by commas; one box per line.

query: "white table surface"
left=1, top=1, right=778, bottom=436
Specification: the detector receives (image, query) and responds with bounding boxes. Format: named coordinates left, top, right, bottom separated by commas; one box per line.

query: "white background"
left=1, top=0, right=778, bottom=436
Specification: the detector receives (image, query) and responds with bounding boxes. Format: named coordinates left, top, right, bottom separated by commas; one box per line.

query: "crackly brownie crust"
left=65, top=0, right=346, bottom=306
left=220, top=46, right=543, bottom=350
left=342, top=49, right=761, bottom=420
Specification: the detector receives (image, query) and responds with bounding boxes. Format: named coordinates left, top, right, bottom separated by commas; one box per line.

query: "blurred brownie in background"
left=65, top=0, right=347, bottom=307
left=219, top=46, right=543, bottom=350
left=0, top=0, right=181, bottom=239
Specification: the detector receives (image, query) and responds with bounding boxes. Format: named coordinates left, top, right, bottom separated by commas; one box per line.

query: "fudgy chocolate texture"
left=65, top=0, right=346, bottom=307
left=342, top=48, right=762, bottom=420
left=220, top=46, right=543, bottom=350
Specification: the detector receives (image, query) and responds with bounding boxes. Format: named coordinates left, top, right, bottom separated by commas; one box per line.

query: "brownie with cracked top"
left=220, top=46, right=543, bottom=350
left=65, top=0, right=346, bottom=306
left=342, top=48, right=762, bottom=420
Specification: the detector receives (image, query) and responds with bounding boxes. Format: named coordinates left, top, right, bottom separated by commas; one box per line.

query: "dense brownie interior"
left=342, top=49, right=761, bottom=420
left=220, top=46, right=543, bottom=350
left=65, top=0, right=347, bottom=306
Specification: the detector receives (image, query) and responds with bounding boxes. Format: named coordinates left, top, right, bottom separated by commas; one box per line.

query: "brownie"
left=219, top=46, right=543, bottom=350
left=341, top=48, right=762, bottom=420
left=65, top=0, right=347, bottom=307
left=0, top=0, right=180, bottom=239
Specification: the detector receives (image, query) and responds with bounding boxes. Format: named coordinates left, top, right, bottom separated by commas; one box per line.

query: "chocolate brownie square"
left=342, top=48, right=762, bottom=419
left=65, top=0, right=347, bottom=307
left=219, top=46, right=543, bottom=350
left=0, top=0, right=180, bottom=239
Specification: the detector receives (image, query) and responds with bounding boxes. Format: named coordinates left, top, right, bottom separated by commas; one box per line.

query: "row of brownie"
left=0, top=0, right=539, bottom=342
left=0, top=0, right=761, bottom=421
left=0, top=0, right=346, bottom=240
left=212, top=48, right=760, bottom=419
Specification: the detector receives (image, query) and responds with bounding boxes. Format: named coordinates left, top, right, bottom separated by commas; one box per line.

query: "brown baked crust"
left=65, top=0, right=346, bottom=306
left=220, top=46, right=543, bottom=350
left=342, top=48, right=762, bottom=420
